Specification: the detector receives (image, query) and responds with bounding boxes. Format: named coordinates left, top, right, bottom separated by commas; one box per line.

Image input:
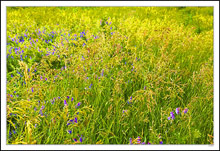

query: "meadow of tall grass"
left=6, top=7, right=213, bottom=144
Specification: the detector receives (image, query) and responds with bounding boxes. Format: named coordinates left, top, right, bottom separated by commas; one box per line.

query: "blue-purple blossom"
left=64, top=100, right=68, bottom=106
left=41, top=105, right=45, bottom=110
left=73, top=138, right=77, bottom=142
left=122, top=110, right=127, bottom=113
left=170, top=112, right=175, bottom=120
left=81, top=56, right=85, bottom=60
left=67, top=130, right=72, bottom=134
left=160, top=141, right=163, bottom=144
left=39, top=110, right=43, bottom=116
left=129, top=138, right=132, bottom=144
left=137, top=136, right=141, bottom=144
left=101, top=69, right=104, bottom=76
left=79, top=137, right=83, bottom=143
left=74, top=117, right=78, bottom=123
left=76, top=102, right=81, bottom=108
left=176, top=108, right=180, bottom=114
left=184, top=108, right=188, bottom=114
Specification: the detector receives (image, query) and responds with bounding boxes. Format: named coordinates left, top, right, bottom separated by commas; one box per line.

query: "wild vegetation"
left=6, top=7, right=213, bottom=144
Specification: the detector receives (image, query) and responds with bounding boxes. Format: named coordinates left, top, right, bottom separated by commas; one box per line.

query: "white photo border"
left=1, top=1, right=219, bottom=150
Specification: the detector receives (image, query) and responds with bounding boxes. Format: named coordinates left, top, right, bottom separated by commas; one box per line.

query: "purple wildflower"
left=168, top=116, right=171, bottom=120
left=79, top=137, right=83, bottom=143
left=74, top=117, right=78, bottom=123
left=129, top=138, right=132, bottom=144
left=170, top=112, right=175, bottom=120
left=122, top=110, right=127, bottom=113
left=39, top=110, right=43, bottom=116
left=71, top=97, right=74, bottom=101
left=101, top=69, right=104, bottom=76
left=184, top=108, right=188, bottom=114
left=160, top=141, right=163, bottom=144
left=76, top=102, right=81, bottom=108
left=31, top=87, right=34, bottom=92
left=67, top=96, right=70, bottom=99
left=67, top=130, right=72, bottom=134
left=137, top=136, right=141, bottom=144
left=64, top=100, right=68, bottom=106
left=176, top=108, right=180, bottom=114
left=73, top=138, right=77, bottom=142
left=41, top=105, right=45, bottom=110
left=51, top=100, right=55, bottom=104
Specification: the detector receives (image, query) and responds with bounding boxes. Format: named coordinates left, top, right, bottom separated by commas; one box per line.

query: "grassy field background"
left=6, top=7, right=213, bottom=144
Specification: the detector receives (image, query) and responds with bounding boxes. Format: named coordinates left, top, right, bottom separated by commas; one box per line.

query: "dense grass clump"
left=6, top=7, right=213, bottom=144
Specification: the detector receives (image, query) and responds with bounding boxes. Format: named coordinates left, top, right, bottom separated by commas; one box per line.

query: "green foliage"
left=6, top=7, right=213, bottom=144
